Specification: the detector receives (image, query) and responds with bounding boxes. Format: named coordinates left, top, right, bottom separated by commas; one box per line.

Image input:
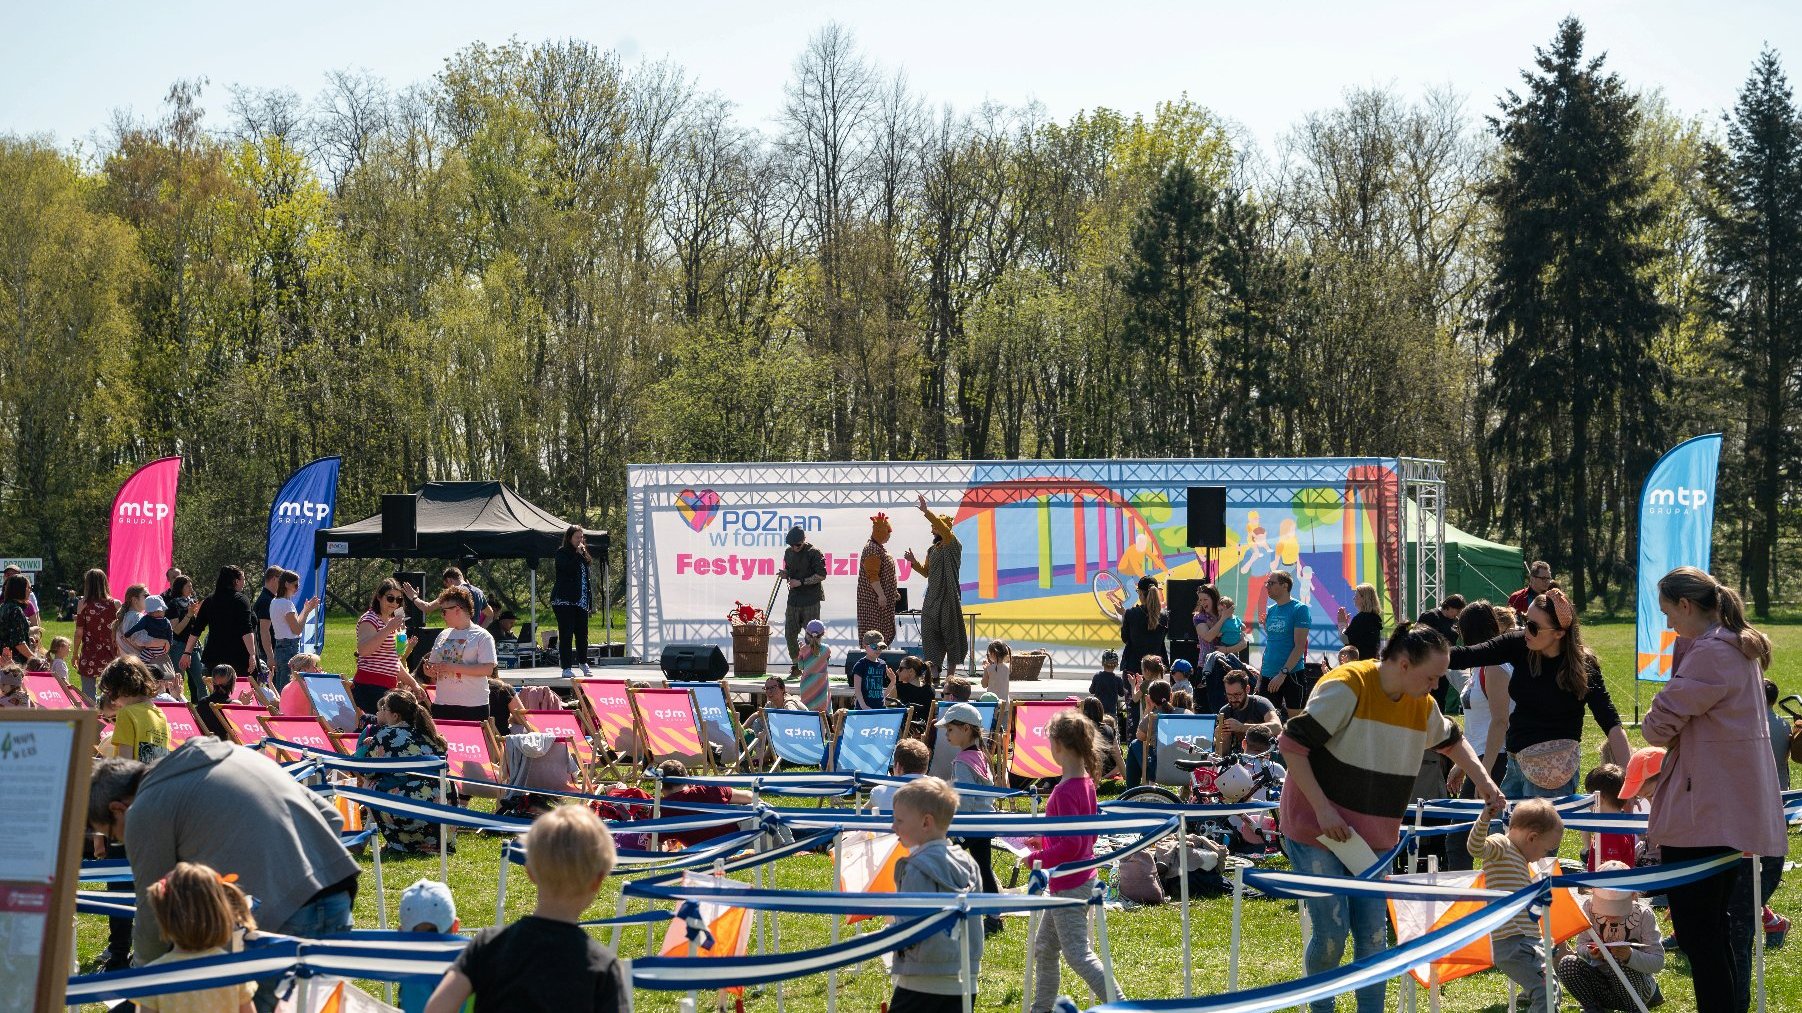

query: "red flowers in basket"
left=728, top=601, right=765, bottom=625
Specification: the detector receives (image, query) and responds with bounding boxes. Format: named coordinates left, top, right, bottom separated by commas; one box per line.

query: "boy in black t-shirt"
left=426, top=805, right=629, bottom=1012
left=1088, top=650, right=1126, bottom=722
left=851, top=630, right=894, bottom=710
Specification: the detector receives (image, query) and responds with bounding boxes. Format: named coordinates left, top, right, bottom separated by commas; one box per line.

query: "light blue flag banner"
left=1636, top=435, right=1721, bottom=682
left=266, top=456, right=340, bottom=654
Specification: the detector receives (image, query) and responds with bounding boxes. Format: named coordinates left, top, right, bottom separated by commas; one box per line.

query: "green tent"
left=1404, top=502, right=1525, bottom=609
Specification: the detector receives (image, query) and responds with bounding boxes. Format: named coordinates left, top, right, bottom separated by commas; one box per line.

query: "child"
left=1170, top=689, right=1195, bottom=714
left=194, top=665, right=238, bottom=739
left=1469, top=797, right=1565, bottom=1013
left=796, top=618, right=832, bottom=713
left=1080, top=695, right=1124, bottom=782
left=126, top=595, right=178, bottom=691
left=886, top=777, right=983, bottom=1012
left=1336, top=645, right=1359, bottom=666
left=48, top=635, right=71, bottom=684
left=1025, top=710, right=1122, bottom=1011
left=397, top=879, right=462, bottom=1013
left=115, top=584, right=148, bottom=658
left=1089, top=650, right=1126, bottom=723
left=1555, top=861, right=1665, bottom=1012
left=1168, top=658, right=1195, bottom=698
left=358, top=690, right=449, bottom=855
left=138, top=862, right=257, bottom=1013
left=871, top=737, right=932, bottom=812
left=99, top=657, right=172, bottom=763
left=426, top=805, right=630, bottom=1012
left=1581, top=764, right=1638, bottom=871
left=852, top=630, right=894, bottom=710
left=1216, top=598, right=1245, bottom=653
left=938, top=701, right=1003, bottom=936
left=0, top=664, right=29, bottom=708
left=982, top=640, right=1012, bottom=704
left=1765, top=679, right=1792, bottom=944
left=1618, top=747, right=1665, bottom=804
left=279, top=652, right=323, bottom=716
left=894, top=656, right=934, bottom=726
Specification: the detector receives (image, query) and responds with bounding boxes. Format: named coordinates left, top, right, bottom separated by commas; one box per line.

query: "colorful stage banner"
left=266, top=456, right=340, bottom=653
left=628, top=459, right=1410, bottom=665
left=108, top=456, right=181, bottom=600
left=1635, top=435, right=1722, bottom=682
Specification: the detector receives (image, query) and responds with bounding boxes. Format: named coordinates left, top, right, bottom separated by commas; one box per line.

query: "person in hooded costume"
left=906, top=494, right=967, bottom=680
left=781, top=524, right=828, bottom=672
left=859, top=512, right=900, bottom=645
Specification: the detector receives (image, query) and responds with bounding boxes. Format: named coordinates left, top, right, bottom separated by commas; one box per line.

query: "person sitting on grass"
left=355, top=690, right=448, bottom=856
left=426, top=805, right=629, bottom=1012
left=655, top=759, right=753, bottom=850
left=397, top=879, right=462, bottom=1013
left=887, top=777, right=983, bottom=1013
left=870, top=737, right=932, bottom=812
left=1555, top=861, right=1665, bottom=1013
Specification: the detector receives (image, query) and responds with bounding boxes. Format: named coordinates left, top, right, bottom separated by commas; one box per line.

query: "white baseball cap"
left=143, top=596, right=167, bottom=613
left=935, top=702, right=984, bottom=728
left=398, top=879, right=457, bottom=932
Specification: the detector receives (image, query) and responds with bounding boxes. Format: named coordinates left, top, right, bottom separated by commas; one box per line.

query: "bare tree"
left=314, top=69, right=391, bottom=192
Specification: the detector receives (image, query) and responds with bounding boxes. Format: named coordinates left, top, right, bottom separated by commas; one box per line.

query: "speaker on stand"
left=1187, top=486, right=1227, bottom=580
left=382, top=494, right=419, bottom=553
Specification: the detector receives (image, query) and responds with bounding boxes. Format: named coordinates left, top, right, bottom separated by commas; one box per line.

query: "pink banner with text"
left=107, top=456, right=181, bottom=600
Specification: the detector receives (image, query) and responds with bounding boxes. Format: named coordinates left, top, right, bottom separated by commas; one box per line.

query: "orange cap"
left=1619, top=746, right=1667, bottom=798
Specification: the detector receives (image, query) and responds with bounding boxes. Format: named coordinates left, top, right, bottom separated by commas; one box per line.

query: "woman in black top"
left=1449, top=588, right=1630, bottom=798
left=1335, top=582, right=1385, bottom=662
left=165, top=574, right=203, bottom=699
left=550, top=525, right=594, bottom=677
left=184, top=566, right=257, bottom=679
left=1119, top=575, right=1169, bottom=675
left=0, top=574, right=34, bottom=664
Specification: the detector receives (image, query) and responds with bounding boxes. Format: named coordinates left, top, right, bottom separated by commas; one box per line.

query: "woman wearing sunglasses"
left=1450, top=586, right=1631, bottom=798
left=353, top=578, right=423, bottom=714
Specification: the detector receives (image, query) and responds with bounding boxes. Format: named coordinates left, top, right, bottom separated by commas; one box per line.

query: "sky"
left=6, top=0, right=1801, bottom=154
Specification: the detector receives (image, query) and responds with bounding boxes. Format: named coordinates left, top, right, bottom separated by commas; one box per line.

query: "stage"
left=497, top=661, right=1098, bottom=706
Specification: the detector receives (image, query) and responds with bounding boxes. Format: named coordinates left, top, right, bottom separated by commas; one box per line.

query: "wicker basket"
left=1010, top=650, right=1053, bottom=681
left=730, top=621, right=771, bottom=675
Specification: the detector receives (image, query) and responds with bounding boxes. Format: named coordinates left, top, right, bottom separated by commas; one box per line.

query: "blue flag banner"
left=1635, top=435, right=1721, bottom=682
left=266, top=456, right=340, bottom=654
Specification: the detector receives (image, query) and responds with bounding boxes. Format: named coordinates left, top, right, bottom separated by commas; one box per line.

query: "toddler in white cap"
left=398, top=879, right=461, bottom=1012
left=1555, top=861, right=1665, bottom=1012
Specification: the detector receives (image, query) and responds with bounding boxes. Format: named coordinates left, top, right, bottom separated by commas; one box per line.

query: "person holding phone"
left=353, top=578, right=423, bottom=714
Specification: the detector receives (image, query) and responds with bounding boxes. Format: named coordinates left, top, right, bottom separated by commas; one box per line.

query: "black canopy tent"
left=314, top=481, right=611, bottom=649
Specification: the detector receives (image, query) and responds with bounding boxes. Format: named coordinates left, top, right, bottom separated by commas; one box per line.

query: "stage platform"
left=497, top=662, right=1097, bottom=705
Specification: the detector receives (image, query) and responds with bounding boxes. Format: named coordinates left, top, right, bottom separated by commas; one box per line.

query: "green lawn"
left=56, top=615, right=1802, bottom=1011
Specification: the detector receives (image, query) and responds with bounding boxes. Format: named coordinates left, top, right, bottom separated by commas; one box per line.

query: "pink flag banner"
left=108, top=456, right=181, bottom=600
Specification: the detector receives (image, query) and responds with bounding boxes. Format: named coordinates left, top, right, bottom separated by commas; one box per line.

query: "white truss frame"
left=626, top=458, right=1446, bottom=660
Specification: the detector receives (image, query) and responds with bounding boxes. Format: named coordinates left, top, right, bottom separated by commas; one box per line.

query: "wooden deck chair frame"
left=573, top=677, right=643, bottom=780
left=762, top=707, right=829, bottom=772
left=671, top=680, right=743, bottom=769
left=627, top=685, right=712, bottom=776
left=152, top=700, right=206, bottom=747
left=436, top=718, right=507, bottom=799
left=300, top=673, right=362, bottom=733
left=829, top=707, right=908, bottom=778
left=256, top=714, right=348, bottom=762
left=523, top=708, right=596, bottom=790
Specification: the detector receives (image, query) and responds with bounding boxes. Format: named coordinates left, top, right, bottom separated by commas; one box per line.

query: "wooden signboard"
left=0, top=709, right=100, bottom=1011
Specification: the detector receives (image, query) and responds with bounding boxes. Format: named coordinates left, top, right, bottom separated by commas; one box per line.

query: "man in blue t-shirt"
left=850, top=631, right=893, bottom=709
left=1256, top=571, right=1310, bottom=713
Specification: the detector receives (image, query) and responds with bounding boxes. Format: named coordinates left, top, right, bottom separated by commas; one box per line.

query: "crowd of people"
left=3, top=533, right=1783, bottom=1013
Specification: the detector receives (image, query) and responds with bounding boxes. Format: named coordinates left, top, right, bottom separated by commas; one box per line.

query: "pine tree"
left=1482, top=17, right=1671, bottom=609
left=1705, top=48, right=1802, bottom=616
left=1121, top=159, right=1215, bottom=455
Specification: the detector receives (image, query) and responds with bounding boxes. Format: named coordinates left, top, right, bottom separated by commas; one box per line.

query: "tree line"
left=2, top=17, right=1799, bottom=615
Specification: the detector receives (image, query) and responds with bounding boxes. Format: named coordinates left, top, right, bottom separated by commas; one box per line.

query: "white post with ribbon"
left=1179, top=814, right=1193, bottom=997
left=959, top=899, right=976, bottom=1013
left=1092, top=878, right=1118, bottom=1002
left=829, top=836, right=844, bottom=1013
left=1753, top=852, right=1767, bottom=1013
left=1022, top=861, right=1041, bottom=1013
left=436, top=773, right=450, bottom=884
left=495, top=842, right=511, bottom=929
left=1228, top=860, right=1244, bottom=990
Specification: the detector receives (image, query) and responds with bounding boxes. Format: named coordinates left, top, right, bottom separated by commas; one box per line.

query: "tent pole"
left=530, top=567, right=538, bottom=655
left=603, top=545, right=613, bottom=658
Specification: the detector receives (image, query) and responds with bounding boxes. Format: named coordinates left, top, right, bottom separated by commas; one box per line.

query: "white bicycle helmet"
left=1216, top=763, right=1256, bottom=804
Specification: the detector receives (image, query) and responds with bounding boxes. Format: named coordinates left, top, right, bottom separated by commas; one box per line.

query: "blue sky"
left=6, top=1, right=1799, bottom=151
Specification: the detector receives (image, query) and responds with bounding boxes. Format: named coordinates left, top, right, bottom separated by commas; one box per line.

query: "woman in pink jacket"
left=1643, top=566, right=1783, bottom=1013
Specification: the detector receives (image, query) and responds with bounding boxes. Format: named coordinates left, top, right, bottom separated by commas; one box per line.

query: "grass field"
left=53, top=614, right=1802, bottom=1012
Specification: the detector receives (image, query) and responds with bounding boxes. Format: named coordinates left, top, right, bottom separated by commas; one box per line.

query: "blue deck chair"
left=831, top=707, right=908, bottom=777
left=1153, top=713, right=1219, bottom=786
left=764, top=708, right=828, bottom=769
left=673, top=681, right=742, bottom=766
left=928, top=698, right=1003, bottom=780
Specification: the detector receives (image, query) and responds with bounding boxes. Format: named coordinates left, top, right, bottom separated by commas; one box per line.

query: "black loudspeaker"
left=1166, top=578, right=1204, bottom=641
left=382, top=493, right=419, bottom=553
left=394, top=570, right=427, bottom=629
left=660, top=643, right=729, bottom=681
left=1187, top=487, right=1227, bottom=548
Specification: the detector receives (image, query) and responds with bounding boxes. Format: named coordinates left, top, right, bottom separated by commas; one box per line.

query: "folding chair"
left=153, top=701, right=205, bottom=746
left=673, top=681, right=742, bottom=767
left=1152, top=713, right=1220, bottom=787
left=258, top=715, right=349, bottom=761
left=1006, top=700, right=1071, bottom=782
left=524, top=709, right=596, bottom=786
left=437, top=718, right=506, bottom=799
left=22, top=672, right=87, bottom=708
left=574, top=677, right=640, bottom=776
left=762, top=708, right=829, bottom=770
left=928, top=698, right=1001, bottom=780
left=629, top=686, right=710, bottom=774
left=500, top=731, right=581, bottom=815
left=301, top=673, right=361, bottom=733
left=830, top=707, right=908, bottom=777
left=215, top=702, right=275, bottom=749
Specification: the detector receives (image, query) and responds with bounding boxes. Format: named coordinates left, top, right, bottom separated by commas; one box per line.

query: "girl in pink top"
left=1025, top=710, right=1122, bottom=1012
